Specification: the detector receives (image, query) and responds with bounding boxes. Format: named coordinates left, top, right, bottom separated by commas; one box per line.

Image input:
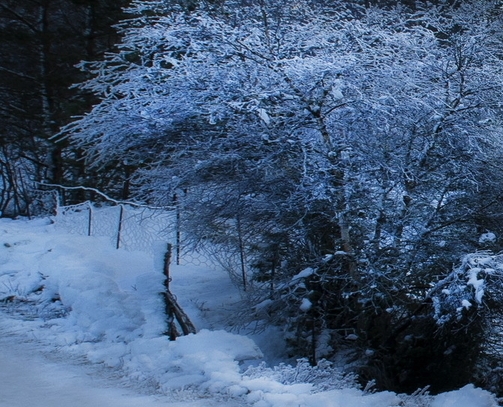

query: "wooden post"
left=116, top=204, right=124, bottom=249
left=174, top=194, right=181, bottom=265
left=162, top=243, right=196, bottom=339
left=59, top=186, right=66, bottom=206
left=87, top=202, right=93, bottom=236
left=164, top=243, right=172, bottom=291
left=236, top=212, right=247, bottom=292
left=163, top=243, right=178, bottom=340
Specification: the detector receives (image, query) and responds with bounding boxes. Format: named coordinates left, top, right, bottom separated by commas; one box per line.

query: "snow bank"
left=0, top=218, right=261, bottom=393
left=432, top=384, right=499, bottom=407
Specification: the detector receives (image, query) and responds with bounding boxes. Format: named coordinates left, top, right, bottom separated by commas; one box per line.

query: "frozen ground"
left=0, top=216, right=499, bottom=407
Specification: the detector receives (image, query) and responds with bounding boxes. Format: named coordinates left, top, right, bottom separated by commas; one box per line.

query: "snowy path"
left=0, top=327, right=241, bottom=407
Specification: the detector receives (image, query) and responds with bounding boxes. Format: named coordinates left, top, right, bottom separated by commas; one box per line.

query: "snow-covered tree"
left=63, top=0, right=503, bottom=393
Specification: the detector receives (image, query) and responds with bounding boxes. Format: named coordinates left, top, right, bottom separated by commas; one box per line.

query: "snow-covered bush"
left=430, top=252, right=503, bottom=326
left=244, top=358, right=359, bottom=393
left=429, top=251, right=503, bottom=395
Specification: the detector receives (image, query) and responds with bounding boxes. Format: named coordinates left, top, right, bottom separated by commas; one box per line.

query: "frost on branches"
left=61, top=0, right=503, bottom=396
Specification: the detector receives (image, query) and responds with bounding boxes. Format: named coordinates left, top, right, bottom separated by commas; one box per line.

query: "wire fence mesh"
left=53, top=201, right=220, bottom=271
left=55, top=202, right=176, bottom=255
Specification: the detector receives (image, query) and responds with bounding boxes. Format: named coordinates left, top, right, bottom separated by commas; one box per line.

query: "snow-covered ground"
left=0, top=326, right=234, bottom=407
left=0, top=217, right=499, bottom=407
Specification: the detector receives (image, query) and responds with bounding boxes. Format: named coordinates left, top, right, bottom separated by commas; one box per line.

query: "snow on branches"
left=60, top=0, right=503, bottom=394
left=431, top=251, right=503, bottom=326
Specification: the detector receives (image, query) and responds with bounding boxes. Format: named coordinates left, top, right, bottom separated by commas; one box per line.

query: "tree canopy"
left=47, top=0, right=503, bottom=395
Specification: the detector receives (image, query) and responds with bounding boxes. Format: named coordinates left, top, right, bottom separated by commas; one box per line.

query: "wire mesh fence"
left=53, top=201, right=221, bottom=272
left=54, top=202, right=177, bottom=256
left=19, top=188, right=252, bottom=291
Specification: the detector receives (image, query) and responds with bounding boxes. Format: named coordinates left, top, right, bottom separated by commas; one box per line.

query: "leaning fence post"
left=116, top=204, right=124, bottom=249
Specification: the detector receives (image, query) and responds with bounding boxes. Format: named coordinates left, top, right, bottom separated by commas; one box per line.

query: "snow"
left=461, top=299, right=472, bottom=309
left=431, top=385, right=499, bottom=407
left=467, top=269, right=485, bottom=304
left=331, top=86, right=344, bottom=100
left=257, top=108, right=271, bottom=125
left=291, top=267, right=315, bottom=281
left=0, top=328, right=229, bottom=407
left=299, top=298, right=312, bottom=312
left=0, top=216, right=499, bottom=406
left=479, top=232, right=496, bottom=245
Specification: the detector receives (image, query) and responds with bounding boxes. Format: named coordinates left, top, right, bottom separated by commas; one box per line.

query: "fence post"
left=116, top=204, right=124, bottom=249
left=163, top=243, right=178, bottom=340
left=87, top=202, right=93, bottom=237
left=236, top=212, right=247, bottom=292
left=164, top=243, right=172, bottom=291
left=174, top=194, right=181, bottom=265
